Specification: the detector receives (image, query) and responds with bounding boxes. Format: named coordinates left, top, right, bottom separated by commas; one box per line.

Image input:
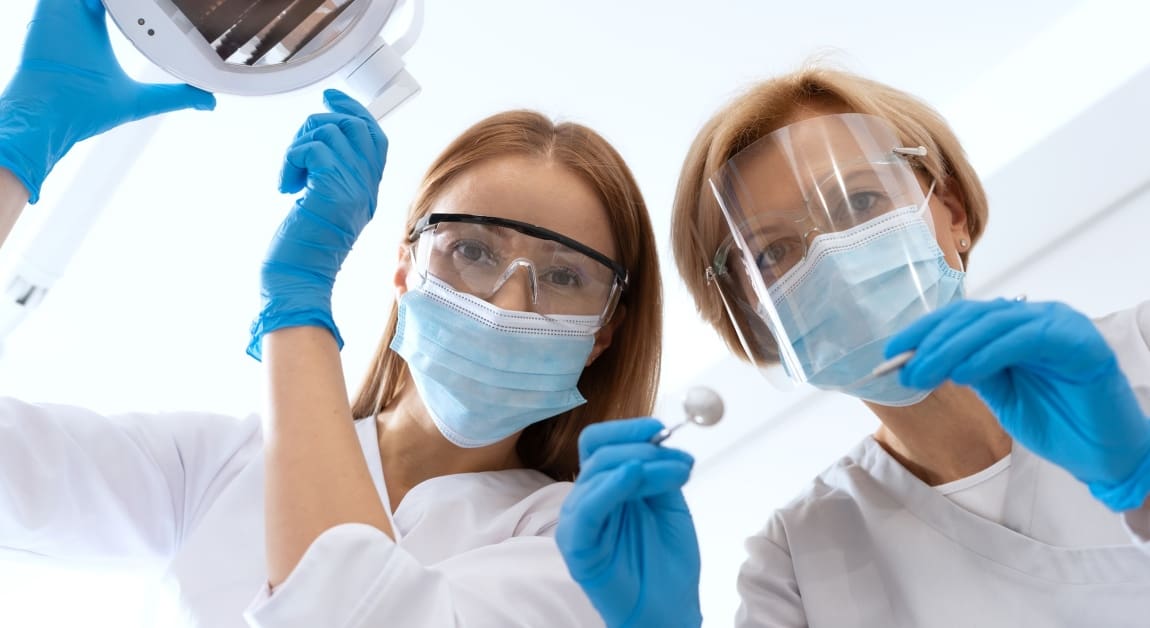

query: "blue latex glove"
left=247, top=89, right=388, bottom=360
left=888, top=298, right=1150, bottom=511
left=0, top=0, right=215, bottom=202
left=556, top=418, right=703, bottom=628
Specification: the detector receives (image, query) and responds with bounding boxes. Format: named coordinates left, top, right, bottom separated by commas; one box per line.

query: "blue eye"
left=848, top=191, right=881, bottom=213
left=542, top=268, right=583, bottom=288
left=452, top=240, right=495, bottom=264
left=754, top=240, right=800, bottom=273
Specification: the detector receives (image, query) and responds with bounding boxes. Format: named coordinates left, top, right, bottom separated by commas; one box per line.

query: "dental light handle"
left=0, top=65, right=167, bottom=342
left=342, top=0, right=424, bottom=120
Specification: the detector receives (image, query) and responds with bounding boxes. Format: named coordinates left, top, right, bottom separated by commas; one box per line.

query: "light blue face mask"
left=763, top=205, right=965, bottom=406
left=390, top=275, right=597, bottom=448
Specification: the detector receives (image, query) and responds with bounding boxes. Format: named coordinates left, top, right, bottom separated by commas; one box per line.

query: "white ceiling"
left=0, top=0, right=1106, bottom=415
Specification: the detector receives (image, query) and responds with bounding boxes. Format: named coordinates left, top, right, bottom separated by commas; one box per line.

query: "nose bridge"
left=489, top=258, right=538, bottom=310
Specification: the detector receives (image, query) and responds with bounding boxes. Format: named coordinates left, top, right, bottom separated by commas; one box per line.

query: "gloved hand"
left=247, top=89, right=388, bottom=360
left=556, top=418, right=703, bottom=628
left=0, top=0, right=215, bottom=202
left=888, top=298, right=1150, bottom=511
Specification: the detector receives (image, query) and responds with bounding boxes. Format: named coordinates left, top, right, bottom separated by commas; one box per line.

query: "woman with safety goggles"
left=0, top=1, right=662, bottom=625
left=242, top=101, right=661, bottom=627
left=558, top=66, right=1150, bottom=627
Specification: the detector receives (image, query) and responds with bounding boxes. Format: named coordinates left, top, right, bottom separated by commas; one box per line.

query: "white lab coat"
left=0, top=405, right=602, bottom=627
left=736, top=302, right=1150, bottom=628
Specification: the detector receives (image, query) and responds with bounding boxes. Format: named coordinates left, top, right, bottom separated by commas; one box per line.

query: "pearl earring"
left=959, top=238, right=969, bottom=250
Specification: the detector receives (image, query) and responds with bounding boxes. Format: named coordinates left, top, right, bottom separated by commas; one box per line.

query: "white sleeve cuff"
left=244, top=523, right=396, bottom=628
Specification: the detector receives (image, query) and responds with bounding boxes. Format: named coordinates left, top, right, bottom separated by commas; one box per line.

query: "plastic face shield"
left=708, top=113, right=945, bottom=389
left=407, top=213, right=628, bottom=332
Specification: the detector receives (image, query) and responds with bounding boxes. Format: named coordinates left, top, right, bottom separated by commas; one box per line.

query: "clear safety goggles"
left=407, top=213, right=628, bottom=331
left=707, top=113, right=945, bottom=385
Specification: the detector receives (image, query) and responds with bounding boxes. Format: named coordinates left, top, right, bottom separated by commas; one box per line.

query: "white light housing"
left=102, top=0, right=421, bottom=119
left=0, top=1, right=425, bottom=349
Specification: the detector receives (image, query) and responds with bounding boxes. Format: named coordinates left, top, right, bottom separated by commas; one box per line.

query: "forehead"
left=723, top=113, right=903, bottom=214
left=430, top=155, right=618, bottom=260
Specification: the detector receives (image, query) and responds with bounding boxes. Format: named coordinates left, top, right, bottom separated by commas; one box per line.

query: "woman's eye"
left=452, top=240, right=494, bottom=264
left=847, top=191, right=881, bottom=213
left=542, top=268, right=583, bottom=288
left=822, top=190, right=889, bottom=227
left=754, top=240, right=798, bottom=271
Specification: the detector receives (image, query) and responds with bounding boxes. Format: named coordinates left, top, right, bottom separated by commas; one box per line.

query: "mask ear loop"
left=914, top=178, right=965, bottom=273
left=895, top=145, right=963, bottom=273
left=921, top=179, right=937, bottom=216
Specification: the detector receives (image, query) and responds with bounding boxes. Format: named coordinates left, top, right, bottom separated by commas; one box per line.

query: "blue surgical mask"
left=390, top=275, right=597, bottom=448
left=764, top=205, right=965, bottom=406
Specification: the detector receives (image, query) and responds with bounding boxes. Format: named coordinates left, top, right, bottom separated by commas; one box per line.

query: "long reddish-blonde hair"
left=351, top=110, right=662, bottom=481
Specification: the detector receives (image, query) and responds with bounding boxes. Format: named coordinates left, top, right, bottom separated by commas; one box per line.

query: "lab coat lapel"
left=863, top=437, right=1150, bottom=584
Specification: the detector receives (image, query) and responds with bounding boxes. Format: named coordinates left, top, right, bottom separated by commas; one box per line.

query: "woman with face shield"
left=0, top=1, right=665, bottom=626
left=557, top=66, right=1150, bottom=627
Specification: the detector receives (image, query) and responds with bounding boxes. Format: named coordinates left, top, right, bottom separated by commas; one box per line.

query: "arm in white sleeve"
left=735, top=517, right=808, bottom=628
left=244, top=523, right=602, bottom=628
left=0, top=397, right=260, bottom=565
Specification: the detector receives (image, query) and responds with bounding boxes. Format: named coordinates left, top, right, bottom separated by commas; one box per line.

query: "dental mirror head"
left=650, top=385, right=724, bottom=444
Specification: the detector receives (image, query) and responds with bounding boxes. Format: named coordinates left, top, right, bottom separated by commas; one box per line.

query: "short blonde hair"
left=352, top=111, right=662, bottom=481
left=671, top=66, right=988, bottom=364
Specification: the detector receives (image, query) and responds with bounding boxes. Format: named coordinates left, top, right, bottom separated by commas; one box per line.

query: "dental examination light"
left=0, top=0, right=423, bottom=346
left=104, top=0, right=423, bottom=118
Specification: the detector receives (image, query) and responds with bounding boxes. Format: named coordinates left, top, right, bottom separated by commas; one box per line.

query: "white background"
left=1, top=0, right=1149, bottom=625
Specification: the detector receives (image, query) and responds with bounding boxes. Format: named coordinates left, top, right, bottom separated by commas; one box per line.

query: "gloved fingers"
left=967, top=371, right=1020, bottom=434
left=1033, top=302, right=1118, bottom=372
left=279, top=123, right=367, bottom=195
left=33, top=0, right=105, bottom=24
left=886, top=298, right=1014, bottom=359
left=293, top=113, right=378, bottom=168
left=279, top=156, right=308, bottom=196
left=323, top=89, right=373, bottom=119
left=580, top=442, right=694, bottom=479
left=280, top=139, right=338, bottom=194
left=950, top=317, right=1075, bottom=386
left=578, top=417, right=664, bottom=461
left=632, top=459, right=694, bottom=501
left=323, top=89, right=388, bottom=164
left=296, top=122, right=363, bottom=163
left=900, top=303, right=1039, bottom=389
left=135, top=83, right=217, bottom=118
left=282, top=121, right=338, bottom=193
left=26, top=0, right=113, bottom=62
left=559, top=461, right=643, bottom=551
